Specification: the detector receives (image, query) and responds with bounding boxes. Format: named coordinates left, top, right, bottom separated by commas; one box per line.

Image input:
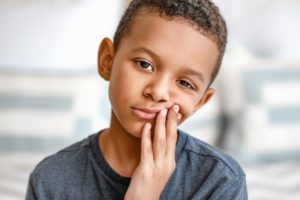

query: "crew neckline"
left=90, top=129, right=188, bottom=185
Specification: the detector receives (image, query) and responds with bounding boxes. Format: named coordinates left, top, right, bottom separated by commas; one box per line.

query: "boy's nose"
left=143, top=78, right=171, bottom=102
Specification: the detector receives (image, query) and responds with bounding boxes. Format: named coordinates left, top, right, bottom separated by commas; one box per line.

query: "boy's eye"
left=177, top=80, right=195, bottom=90
left=137, top=60, right=154, bottom=72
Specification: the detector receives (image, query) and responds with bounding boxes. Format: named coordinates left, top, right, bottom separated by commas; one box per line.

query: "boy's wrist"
left=124, top=191, right=159, bottom=200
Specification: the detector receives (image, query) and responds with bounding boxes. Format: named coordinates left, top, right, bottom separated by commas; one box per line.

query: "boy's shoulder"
left=161, top=130, right=247, bottom=199
left=29, top=133, right=97, bottom=184
left=177, top=129, right=245, bottom=177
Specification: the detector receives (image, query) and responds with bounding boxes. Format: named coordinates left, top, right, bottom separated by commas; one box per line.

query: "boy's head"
left=98, top=0, right=227, bottom=137
left=113, top=0, right=227, bottom=86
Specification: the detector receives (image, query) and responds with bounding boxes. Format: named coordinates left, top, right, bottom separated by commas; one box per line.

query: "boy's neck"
left=99, top=113, right=141, bottom=177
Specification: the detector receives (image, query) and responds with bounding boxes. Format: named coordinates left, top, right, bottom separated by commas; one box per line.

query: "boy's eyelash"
left=136, top=60, right=154, bottom=72
left=177, top=80, right=195, bottom=90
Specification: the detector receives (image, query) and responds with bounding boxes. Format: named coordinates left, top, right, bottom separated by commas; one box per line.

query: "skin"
left=97, top=10, right=219, bottom=200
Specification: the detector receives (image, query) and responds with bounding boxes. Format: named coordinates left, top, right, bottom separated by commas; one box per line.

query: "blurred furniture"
left=216, top=54, right=300, bottom=199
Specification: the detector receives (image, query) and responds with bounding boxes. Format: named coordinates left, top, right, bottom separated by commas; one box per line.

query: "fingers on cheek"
left=142, top=123, right=153, bottom=154
left=173, top=105, right=182, bottom=121
left=155, top=109, right=167, bottom=135
left=177, top=111, right=182, bottom=120
left=177, top=106, right=191, bottom=121
left=158, top=109, right=167, bottom=123
left=165, top=105, right=180, bottom=129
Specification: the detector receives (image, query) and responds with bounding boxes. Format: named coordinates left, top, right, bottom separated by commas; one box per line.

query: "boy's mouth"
left=131, top=107, right=162, bottom=120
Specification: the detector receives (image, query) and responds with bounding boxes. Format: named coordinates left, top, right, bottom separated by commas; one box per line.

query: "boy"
left=26, top=0, right=247, bottom=199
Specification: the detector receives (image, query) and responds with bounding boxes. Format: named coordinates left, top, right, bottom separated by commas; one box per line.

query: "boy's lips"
left=132, top=107, right=162, bottom=120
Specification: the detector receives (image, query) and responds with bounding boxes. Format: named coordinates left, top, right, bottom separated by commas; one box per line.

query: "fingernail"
left=174, top=105, right=179, bottom=113
left=145, top=123, right=151, bottom=130
left=161, top=109, right=167, bottom=116
left=177, top=113, right=182, bottom=120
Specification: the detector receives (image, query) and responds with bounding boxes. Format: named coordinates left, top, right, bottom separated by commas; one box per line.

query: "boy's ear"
left=98, top=37, right=115, bottom=81
left=193, top=88, right=215, bottom=113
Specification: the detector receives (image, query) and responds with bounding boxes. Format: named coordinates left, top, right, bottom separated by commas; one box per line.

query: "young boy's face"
left=98, top=10, right=219, bottom=138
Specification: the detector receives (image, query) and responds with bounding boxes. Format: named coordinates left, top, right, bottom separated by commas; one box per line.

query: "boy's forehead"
left=126, top=8, right=218, bottom=47
left=124, top=10, right=218, bottom=58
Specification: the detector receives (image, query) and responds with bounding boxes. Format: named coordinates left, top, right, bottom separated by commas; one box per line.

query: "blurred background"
left=0, top=0, right=299, bottom=199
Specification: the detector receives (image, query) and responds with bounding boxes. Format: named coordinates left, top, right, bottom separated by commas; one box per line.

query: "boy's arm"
left=124, top=105, right=180, bottom=200
left=189, top=174, right=248, bottom=200
left=210, top=175, right=248, bottom=200
left=25, top=176, right=38, bottom=200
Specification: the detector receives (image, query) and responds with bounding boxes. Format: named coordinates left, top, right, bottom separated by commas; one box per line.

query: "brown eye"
left=177, top=80, right=195, bottom=90
left=137, top=60, right=153, bottom=72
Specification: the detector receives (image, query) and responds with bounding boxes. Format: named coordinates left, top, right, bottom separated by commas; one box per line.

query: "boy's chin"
left=124, top=120, right=157, bottom=140
left=122, top=123, right=145, bottom=139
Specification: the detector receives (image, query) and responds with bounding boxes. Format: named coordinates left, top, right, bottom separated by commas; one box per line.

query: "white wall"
left=0, top=0, right=123, bottom=70
left=215, top=0, right=300, bottom=62
left=1, top=0, right=299, bottom=70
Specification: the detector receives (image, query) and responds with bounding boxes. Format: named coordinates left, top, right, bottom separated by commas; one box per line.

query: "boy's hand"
left=124, top=105, right=181, bottom=200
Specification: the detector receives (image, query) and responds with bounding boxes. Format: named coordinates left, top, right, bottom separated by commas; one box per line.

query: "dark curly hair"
left=113, top=0, right=227, bottom=86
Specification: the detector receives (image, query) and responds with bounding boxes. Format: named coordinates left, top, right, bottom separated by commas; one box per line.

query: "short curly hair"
left=113, top=0, right=227, bottom=86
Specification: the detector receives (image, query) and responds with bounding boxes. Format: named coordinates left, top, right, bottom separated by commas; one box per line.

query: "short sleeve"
left=176, top=172, right=247, bottom=200
left=209, top=175, right=248, bottom=200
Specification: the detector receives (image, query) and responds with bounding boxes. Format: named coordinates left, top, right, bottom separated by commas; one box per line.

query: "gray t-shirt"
left=26, top=130, right=247, bottom=200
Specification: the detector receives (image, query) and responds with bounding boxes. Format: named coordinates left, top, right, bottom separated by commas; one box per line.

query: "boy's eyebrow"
left=132, top=47, right=161, bottom=62
left=180, top=68, right=205, bottom=83
left=132, top=46, right=205, bottom=83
